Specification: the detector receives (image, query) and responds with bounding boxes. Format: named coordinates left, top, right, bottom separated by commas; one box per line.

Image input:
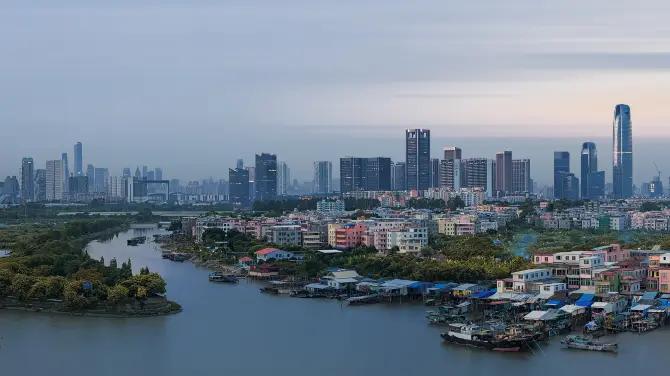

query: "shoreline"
left=0, top=304, right=183, bottom=318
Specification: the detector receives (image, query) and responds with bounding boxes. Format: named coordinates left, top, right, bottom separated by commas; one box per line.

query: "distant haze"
left=2, top=1, right=670, bottom=186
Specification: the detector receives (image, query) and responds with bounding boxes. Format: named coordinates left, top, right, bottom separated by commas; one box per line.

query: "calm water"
left=0, top=227, right=667, bottom=375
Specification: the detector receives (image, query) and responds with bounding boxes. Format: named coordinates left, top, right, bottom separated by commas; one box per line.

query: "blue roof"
left=472, top=290, right=496, bottom=299
left=433, top=283, right=448, bottom=289
left=642, top=292, right=658, bottom=300
left=546, top=300, right=562, bottom=306
left=576, top=301, right=593, bottom=308
left=409, top=282, right=426, bottom=289
left=576, top=294, right=594, bottom=303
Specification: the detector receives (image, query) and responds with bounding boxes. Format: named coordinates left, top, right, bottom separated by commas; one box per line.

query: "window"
left=544, top=257, right=549, bottom=262
left=556, top=256, right=561, bottom=260
left=572, top=256, right=576, bottom=261
left=535, top=257, right=539, bottom=262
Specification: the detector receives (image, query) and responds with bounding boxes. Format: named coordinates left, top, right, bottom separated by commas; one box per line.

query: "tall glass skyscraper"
left=613, top=104, right=633, bottom=198
left=62, top=153, right=69, bottom=193
left=74, top=142, right=83, bottom=176
left=553, top=151, right=570, bottom=199
left=405, top=129, right=430, bottom=191
left=255, top=153, right=277, bottom=201
left=580, top=142, right=597, bottom=199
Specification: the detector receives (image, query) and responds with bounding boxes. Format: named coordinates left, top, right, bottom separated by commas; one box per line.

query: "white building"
left=316, top=200, right=346, bottom=213
left=476, top=219, right=499, bottom=233
left=195, top=217, right=235, bottom=243
left=610, top=216, right=629, bottom=231
left=387, top=227, right=428, bottom=253
left=270, top=225, right=302, bottom=246
left=106, top=176, right=124, bottom=199
left=45, top=159, right=63, bottom=201
left=511, top=269, right=553, bottom=292
left=277, top=161, right=290, bottom=196
left=255, top=247, right=295, bottom=262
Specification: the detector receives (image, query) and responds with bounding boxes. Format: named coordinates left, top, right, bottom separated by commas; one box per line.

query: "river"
left=0, top=227, right=667, bottom=375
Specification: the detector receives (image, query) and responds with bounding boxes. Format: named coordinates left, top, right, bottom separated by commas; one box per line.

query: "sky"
left=2, top=1, right=670, bottom=185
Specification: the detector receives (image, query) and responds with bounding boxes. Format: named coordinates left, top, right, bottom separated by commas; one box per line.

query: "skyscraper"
left=147, top=170, right=155, bottom=180
left=339, top=157, right=392, bottom=193
left=122, top=168, right=131, bottom=177
left=440, top=147, right=463, bottom=190
left=255, top=153, right=277, bottom=201
left=277, top=161, right=290, bottom=196
left=236, top=158, right=244, bottom=170
left=134, top=167, right=141, bottom=179
left=511, top=159, right=531, bottom=193
left=392, top=162, right=406, bottom=191
left=46, top=160, right=63, bottom=201
left=405, top=129, right=430, bottom=191
left=86, top=164, right=96, bottom=189
left=313, top=161, right=333, bottom=194
left=229, top=168, right=250, bottom=207
left=95, top=168, right=109, bottom=193
left=553, top=151, right=570, bottom=199
left=155, top=168, right=163, bottom=181
left=34, top=169, right=47, bottom=201
left=430, top=158, right=440, bottom=188
left=462, top=158, right=489, bottom=190
left=495, top=151, right=513, bottom=193
left=61, top=153, right=69, bottom=193
left=21, top=157, right=35, bottom=202
left=580, top=142, right=598, bottom=199
left=142, top=166, right=148, bottom=179
left=613, top=104, right=633, bottom=199
left=443, top=147, right=462, bottom=161
left=74, top=142, right=83, bottom=176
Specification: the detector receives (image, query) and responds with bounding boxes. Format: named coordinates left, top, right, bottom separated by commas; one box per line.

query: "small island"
left=0, top=218, right=181, bottom=317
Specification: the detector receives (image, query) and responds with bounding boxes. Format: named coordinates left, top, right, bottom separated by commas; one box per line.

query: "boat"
left=440, top=323, right=530, bottom=352
left=560, top=335, right=618, bottom=352
left=127, top=236, right=147, bottom=246
left=208, top=272, right=238, bottom=283
left=260, top=287, right=279, bottom=294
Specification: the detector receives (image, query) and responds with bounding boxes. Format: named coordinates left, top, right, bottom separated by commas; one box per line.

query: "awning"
left=524, top=310, right=548, bottom=321
left=575, top=300, right=593, bottom=308
left=456, top=301, right=472, bottom=308
left=649, top=309, right=667, bottom=313
left=576, top=293, right=595, bottom=303
left=512, top=302, right=526, bottom=307
left=526, top=297, right=539, bottom=304
left=642, top=292, right=658, bottom=300
left=472, top=290, right=496, bottom=299
left=545, top=300, right=562, bottom=306
left=631, top=304, right=652, bottom=312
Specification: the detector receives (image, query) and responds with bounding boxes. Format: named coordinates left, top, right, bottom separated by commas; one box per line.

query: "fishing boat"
left=260, top=287, right=279, bottom=294
left=208, top=272, right=238, bottom=283
left=560, top=335, right=618, bottom=352
left=440, top=323, right=530, bottom=352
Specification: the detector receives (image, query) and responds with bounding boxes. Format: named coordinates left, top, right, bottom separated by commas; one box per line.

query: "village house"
left=321, top=269, right=362, bottom=290
left=248, top=264, right=280, bottom=278
left=510, top=269, right=553, bottom=292
left=254, top=248, right=295, bottom=262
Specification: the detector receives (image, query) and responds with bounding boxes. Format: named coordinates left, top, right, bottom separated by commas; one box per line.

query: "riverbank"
left=0, top=296, right=182, bottom=318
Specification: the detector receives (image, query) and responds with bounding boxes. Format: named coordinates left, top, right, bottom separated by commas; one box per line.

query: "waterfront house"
left=511, top=269, right=553, bottom=292
left=322, top=270, right=362, bottom=290
left=659, top=268, right=670, bottom=294
left=451, top=283, right=484, bottom=297
left=238, top=256, right=254, bottom=267
left=248, top=264, right=280, bottom=278
left=255, top=248, right=295, bottom=262
left=378, top=279, right=418, bottom=297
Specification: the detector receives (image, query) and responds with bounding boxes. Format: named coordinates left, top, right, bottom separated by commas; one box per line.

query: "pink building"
left=532, top=254, right=555, bottom=265
left=335, top=223, right=367, bottom=248
left=587, top=244, right=630, bottom=263
left=660, top=269, right=670, bottom=294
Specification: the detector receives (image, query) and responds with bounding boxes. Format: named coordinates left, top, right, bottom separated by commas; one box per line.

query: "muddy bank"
left=0, top=296, right=182, bottom=318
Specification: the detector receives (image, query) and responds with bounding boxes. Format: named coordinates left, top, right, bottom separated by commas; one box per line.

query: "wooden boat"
left=260, top=287, right=279, bottom=294
left=440, top=324, right=530, bottom=352
left=208, top=272, right=238, bottom=283
left=560, top=335, right=618, bottom=352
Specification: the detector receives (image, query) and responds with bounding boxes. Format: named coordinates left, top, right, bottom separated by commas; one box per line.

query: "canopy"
left=576, top=293, right=595, bottom=303
left=545, top=300, right=562, bottom=306
left=642, top=292, right=658, bottom=300
left=456, top=301, right=472, bottom=308
left=472, top=290, right=496, bottom=299
left=524, top=310, right=548, bottom=321
left=631, top=304, right=652, bottom=312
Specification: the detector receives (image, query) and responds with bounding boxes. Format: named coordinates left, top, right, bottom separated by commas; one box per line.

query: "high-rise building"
left=122, top=168, right=131, bottom=177
left=46, top=160, right=63, bottom=201
left=430, top=158, right=440, bottom=188
left=613, top=104, right=633, bottom=199
left=134, top=167, right=141, bottom=179
left=236, top=158, right=244, bottom=170
left=86, top=164, right=96, bottom=189
left=339, top=157, right=392, bottom=193
left=277, top=161, right=290, bottom=196
left=170, top=179, right=181, bottom=193
left=313, top=161, right=333, bottom=194
left=2, top=176, right=19, bottom=197
left=392, top=162, right=406, bottom=191
left=495, top=151, right=513, bottom=193
left=61, top=153, right=69, bottom=194
left=405, top=129, right=430, bottom=191
left=34, top=169, right=46, bottom=202
left=511, top=159, right=531, bottom=193
left=589, top=171, right=605, bottom=200
left=229, top=168, right=250, bottom=207
left=155, top=168, right=163, bottom=181
left=462, top=158, right=489, bottom=189
left=69, top=175, right=89, bottom=195
left=561, top=173, right=580, bottom=201
left=94, top=168, right=109, bottom=193
left=74, top=142, right=83, bottom=176
left=106, top=176, right=124, bottom=198
left=142, top=166, right=148, bottom=179
left=21, top=157, right=35, bottom=202
left=553, top=151, right=570, bottom=199
left=147, top=171, right=155, bottom=181
left=440, top=147, right=463, bottom=190
left=255, top=153, right=277, bottom=201
left=443, top=147, right=462, bottom=161
left=580, top=142, right=598, bottom=199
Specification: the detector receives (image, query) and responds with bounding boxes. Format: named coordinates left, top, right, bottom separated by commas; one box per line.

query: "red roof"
left=256, top=248, right=280, bottom=255
left=239, top=256, right=253, bottom=261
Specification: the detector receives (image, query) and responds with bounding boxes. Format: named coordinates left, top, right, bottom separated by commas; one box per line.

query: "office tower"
left=122, top=168, right=131, bottom=177
left=236, top=158, right=244, bottom=170
left=340, top=157, right=364, bottom=193
left=74, top=142, right=83, bottom=176
left=443, top=147, right=462, bottom=161
left=255, top=153, right=277, bottom=201
left=339, top=157, right=392, bottom=193
left=580, top=142, right=598, bottom=199
left=431, top=158, right=441, bottom=189
left=313, top=161, right=333, bottom=194
left=511, top=159, right=531, bottom=193
left=20, top=157, right=35, bottom=201
left=462, top=158, right=489, bottom=189
left=392, top=162, right=406, bottom=191
left=142, top=166, right=148, bottom=178
left=94, top=168, right=109, bottom=193
left=440, top=147, right=463, bottom=190
left=147, top=171, right=155, bottom=180
left=155, top=168, right=163, bottom=181
left=86, top=164, right=96, bottom=188
left=277, top=161, right=290, bottom=196
left=229, top=168, right=250, bottom=207
left=553, top=151, right=570, bottom=199
left=2, top=176, right=19, bottom=196
left=170, top=179, right=180, bottom=193
left=46, top=160, right=63, bottom=201
left=69, top=175, right=89, bottom=195
left=106, top=176, right=124, bottom=198
left=613, top=104, right=633, bottom=199
left=561, top=173, right=580, bottom=201
left=61, top=153, right=69, bottom=194
left=649, top=176, right=664, bottom=197
left=34, top=169, right=47, bottom=201
left=494, top=151, right=512, bottom=193
left=134, top=167, right=141, bottom=179
left=246, top=166, right=256, bottom=201
left=405, top=129, right=430, bottom=191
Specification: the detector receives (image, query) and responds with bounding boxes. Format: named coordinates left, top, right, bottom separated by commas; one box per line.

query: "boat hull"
left=441, top=334, right=527, bottom=352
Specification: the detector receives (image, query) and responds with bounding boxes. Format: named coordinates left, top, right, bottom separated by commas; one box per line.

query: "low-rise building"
left=511, top=269, right=553, bottom=292
left=269, top=225, right=302, bottom=246
left=255, top=248, right=295, bottom=262
left=316, top=199, right=346, bottom=213
left=195, top=217, right=235, bottom=243
left=387, top=227, right=428, bottom=254
left=301, top=230, right=323, bottom=249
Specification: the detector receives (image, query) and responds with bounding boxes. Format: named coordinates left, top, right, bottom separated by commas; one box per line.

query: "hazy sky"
left=2, top=1, right=670, bottom=185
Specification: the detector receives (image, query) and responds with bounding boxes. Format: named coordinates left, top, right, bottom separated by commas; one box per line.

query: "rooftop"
left=255, top=248, right=280, bottom=255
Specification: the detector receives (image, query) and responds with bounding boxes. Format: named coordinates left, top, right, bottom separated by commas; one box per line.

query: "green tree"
left=10, top=274, right=33, bottom=300
left=641, top=202, right=661, bottom=212
left=107, top=284, right=129, bottom=305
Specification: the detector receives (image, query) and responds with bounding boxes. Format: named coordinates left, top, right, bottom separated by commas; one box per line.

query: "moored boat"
left=560, top=335, right=618, bottom=352
left=440, top=323, right=530, bottom=352
left=208, top=272, right=238, bottom=283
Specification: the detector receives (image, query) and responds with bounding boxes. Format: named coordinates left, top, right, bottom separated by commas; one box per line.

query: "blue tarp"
left=642, top=292, right=658, bottom=300
left=433, top=283, right=448, bottom=289
left=546, top=300, right=562, bottom=306
left=472, top=290, right=496, bottom=299
left=408, top=282, right=426, bottom=289
left=576, top=293, right=594, bottom=303
left=576, top=301, right=593, bottom=308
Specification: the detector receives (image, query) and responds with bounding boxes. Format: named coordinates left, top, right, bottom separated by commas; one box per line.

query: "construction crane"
left=654, top=162, right=662, bottom=181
